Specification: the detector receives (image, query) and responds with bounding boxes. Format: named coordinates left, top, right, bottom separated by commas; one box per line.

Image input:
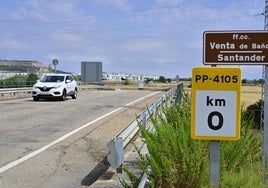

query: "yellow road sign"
left=191, top=67, right=241, bottom=141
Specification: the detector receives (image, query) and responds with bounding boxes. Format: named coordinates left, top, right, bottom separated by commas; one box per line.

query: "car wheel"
left=33, top=97, right=39, bottom=101
left=71, top=89, right=77, bottom=99
left=61, top=90, right=67, bottom=101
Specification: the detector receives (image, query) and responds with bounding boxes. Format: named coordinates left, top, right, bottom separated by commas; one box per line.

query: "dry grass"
left=103, top=81, right=178, bottom=91
left=241, top=85, right=262, bottom=108
left=183, top=83, right=262, bottom=108
left=104, top=81, right=263, bottom=108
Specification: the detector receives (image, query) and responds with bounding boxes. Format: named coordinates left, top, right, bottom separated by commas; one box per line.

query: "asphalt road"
left=0, top=89, right=163, bottom=188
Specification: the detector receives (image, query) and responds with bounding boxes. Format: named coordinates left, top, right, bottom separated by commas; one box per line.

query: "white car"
left=32, top=73, right=78, bottom=101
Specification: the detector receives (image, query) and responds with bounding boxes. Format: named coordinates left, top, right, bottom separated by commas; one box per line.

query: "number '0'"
left=207, top=111, right=223, bottom=130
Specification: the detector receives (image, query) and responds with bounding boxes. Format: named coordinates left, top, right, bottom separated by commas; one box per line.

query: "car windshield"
left=41, top=76, right=64, bottom=83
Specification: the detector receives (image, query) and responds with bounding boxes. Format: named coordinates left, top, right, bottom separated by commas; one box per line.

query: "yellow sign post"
left=191, top=67, right=241, bottom=141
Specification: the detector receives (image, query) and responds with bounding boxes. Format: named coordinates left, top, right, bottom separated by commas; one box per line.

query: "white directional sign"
left=191, top=67, right=241, bottom=141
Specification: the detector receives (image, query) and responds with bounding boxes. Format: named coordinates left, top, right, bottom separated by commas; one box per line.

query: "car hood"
left=34, top=82, right=62, bottom=88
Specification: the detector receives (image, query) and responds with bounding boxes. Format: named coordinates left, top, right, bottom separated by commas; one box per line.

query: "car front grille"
left=38, top=86, right=53, bottom=91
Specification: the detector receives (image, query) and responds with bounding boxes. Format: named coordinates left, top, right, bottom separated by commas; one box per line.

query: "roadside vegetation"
left=0, top=74, right=81, bottom=88
left=121, top=93, right=264, bottom=187
left=0, top=73, right=38, bottom=88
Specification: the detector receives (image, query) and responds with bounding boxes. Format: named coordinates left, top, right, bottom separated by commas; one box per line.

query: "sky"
left=0, top=0, right=266, bottom=79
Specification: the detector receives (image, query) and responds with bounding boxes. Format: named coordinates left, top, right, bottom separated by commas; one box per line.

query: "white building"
left=102, top=72, right=159, bottom=81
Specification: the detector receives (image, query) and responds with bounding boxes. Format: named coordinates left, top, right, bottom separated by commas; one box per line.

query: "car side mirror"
left=66, top=80, right=71, bottom=83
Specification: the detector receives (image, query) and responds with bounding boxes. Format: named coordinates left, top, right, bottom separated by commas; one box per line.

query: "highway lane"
left=0, top=89, right=163, bottom=187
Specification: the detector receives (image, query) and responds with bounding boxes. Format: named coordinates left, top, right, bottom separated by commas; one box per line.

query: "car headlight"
left=53, top=85, right=61, bottom=89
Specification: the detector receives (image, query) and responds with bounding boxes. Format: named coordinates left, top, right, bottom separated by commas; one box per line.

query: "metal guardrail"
left=0, top=85, right=111, bottom=100
left=0, top=88, right=32, bottom=99
left=116, top=87, right=176, bottom=148
left=0, top=81, right=36, bottom=89
left=0, top=84, right=178, bottom=101
left=106, top=84, right=182, bottom=186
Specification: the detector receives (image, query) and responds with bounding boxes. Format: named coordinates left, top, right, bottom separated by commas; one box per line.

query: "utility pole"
left=262, top=2, right=268, bottom=128
left=263, top=0, right=268, bottom=183
left=265, top=0, right=268, bottom=30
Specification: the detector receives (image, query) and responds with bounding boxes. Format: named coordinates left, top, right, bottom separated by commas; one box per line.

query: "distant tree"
left=3, top=74, right=27, bottom=88
left=180, top=77, right=192, bottom=81
left=242, top=79, right=248, bottom=84
left=74, top=75, right=81, bottom=81
left=26, top=73, right=38, bottom=86
left=258, top=79, right=264, bottom=84
left=166, top=78, right=171, bottom=83
left=158, top=76, right=166, bottom=83
left=144, top=78, right=153, bottom=84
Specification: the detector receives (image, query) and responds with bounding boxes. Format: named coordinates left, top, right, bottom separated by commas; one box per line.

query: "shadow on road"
left=81, top=158, right=111, bottom=186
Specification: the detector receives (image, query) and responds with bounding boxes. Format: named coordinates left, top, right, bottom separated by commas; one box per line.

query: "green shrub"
left=122, top=95, right=209, bottom=187
left=121, top=94, right=263, bottom=187
left=124, top=78, right=130, bottom=85
left=221, top=162, right=266, bottom=188
left=220, top=110, right=262, bottom=172
left=245, top=99, right=263, bottom=129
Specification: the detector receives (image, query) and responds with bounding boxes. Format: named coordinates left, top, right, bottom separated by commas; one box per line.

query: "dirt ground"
left=102, top=81, right=177, bottom=91
left=103, top=81, right=263, bottom=108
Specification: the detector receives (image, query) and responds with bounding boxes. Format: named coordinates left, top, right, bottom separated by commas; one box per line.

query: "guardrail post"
left=174, top=83, right=183, bottom=103
left=160, top=96, right=164, bottom=109
left=152, top=102, right=155, bottom=113
left=142, top=112, right=147, bottom=127
left=107, top=137, right=124, bottom=173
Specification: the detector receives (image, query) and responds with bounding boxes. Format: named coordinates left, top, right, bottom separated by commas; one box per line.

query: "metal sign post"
left=52, top=59, right=59, bottom=73
left=210, top=141, right=220, bottom=187
left=191, top=67, right=241, bottom=187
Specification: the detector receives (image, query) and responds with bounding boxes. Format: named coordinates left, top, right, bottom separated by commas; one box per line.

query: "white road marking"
left=0, top=91, right=160, bottom=174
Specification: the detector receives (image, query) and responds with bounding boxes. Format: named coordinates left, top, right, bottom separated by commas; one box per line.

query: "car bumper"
left=32, top=90, right=63, bottom=98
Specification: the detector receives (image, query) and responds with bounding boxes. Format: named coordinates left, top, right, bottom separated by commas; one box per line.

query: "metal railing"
left=112, top=83, right=181, bottom=148
left=0, top=88, right=33, bottom=99
left=0, top=81, right=36, bottom=88
left=0, top=81, right=105, bottom=89
left=116, top=91, right=171, bottom=148
left=106, top=83, right=183, bottom=186
left=0, top=85, right=112, bottom=100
